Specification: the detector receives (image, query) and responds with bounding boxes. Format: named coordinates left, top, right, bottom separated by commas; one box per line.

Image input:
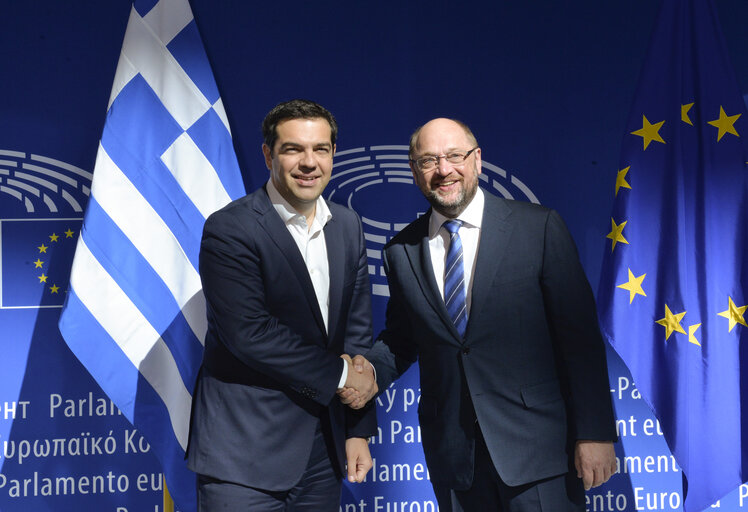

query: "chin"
left=435, top=194, right=464, bottom=209
left=292, top=185, right=319, bottom=195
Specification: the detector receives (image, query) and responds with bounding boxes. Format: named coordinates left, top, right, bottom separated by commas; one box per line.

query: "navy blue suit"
left=368, top=193, right=616, bottom=495
left=187, top=185, right=376, bottom=492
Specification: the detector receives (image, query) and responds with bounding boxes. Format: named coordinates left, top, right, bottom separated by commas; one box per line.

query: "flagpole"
left=164, top=476, right=175, bottom=512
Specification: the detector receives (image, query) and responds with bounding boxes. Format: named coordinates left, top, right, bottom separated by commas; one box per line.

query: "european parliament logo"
left=327, top=145, right=539, bottom=297
left=0, top=150, right=90, bottom=309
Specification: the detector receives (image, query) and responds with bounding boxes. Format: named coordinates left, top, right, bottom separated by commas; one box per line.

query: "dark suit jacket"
left=368, top=193, right=616, bottom=489
left=187, top=185, right=377, bottom=491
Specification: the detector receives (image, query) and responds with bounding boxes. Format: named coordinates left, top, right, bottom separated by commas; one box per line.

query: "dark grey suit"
left=368, top=193, right=616, bottom=499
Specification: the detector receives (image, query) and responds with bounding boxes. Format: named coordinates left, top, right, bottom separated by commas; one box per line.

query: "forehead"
left=274, top=117, right=332, bottom=145
left=415, top=121, right=471, bottom=153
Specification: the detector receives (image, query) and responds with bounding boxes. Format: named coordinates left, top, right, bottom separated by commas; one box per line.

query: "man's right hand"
left=338, top=354, right=377, bottom=409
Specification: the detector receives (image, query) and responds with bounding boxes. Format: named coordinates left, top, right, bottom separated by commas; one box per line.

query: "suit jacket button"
left=462, top=347, right=470, bottom=355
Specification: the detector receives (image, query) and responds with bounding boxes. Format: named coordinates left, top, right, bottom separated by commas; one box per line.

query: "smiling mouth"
left=294, top=175, right=320, bottom=183
left=437, top=180, right=459, bottom=189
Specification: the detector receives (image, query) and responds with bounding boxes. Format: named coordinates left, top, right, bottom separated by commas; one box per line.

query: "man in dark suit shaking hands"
left=188, top=99, right=378, bottom=511
left=343, top=117, right=617, bottom=511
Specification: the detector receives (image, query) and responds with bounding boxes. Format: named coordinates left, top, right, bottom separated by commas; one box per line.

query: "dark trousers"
left=432, top=424, right=585, bottom=512
left=197, top=421, right=341, bottom=511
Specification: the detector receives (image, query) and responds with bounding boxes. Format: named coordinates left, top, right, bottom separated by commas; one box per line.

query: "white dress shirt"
left=427, top=188, right=485, bottom=315
left=266, top=179, right=331, bottom=330
left=266, top=180, right=352, bottom=387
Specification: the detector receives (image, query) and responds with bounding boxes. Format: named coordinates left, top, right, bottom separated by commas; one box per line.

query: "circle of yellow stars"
left=608, top=101, right=745, bottom=347
left=35, top=228, right=76, bottom=295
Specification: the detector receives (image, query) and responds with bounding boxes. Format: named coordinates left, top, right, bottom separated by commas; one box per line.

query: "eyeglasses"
left=411, top=147, right=479, bottom=171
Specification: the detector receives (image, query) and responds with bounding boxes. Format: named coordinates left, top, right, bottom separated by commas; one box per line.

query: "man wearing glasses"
left=342, top=117, right=617, bottom=510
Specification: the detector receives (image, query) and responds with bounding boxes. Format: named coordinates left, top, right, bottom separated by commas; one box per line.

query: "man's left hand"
left=574, top=440, right=616, bottom=490
left=345, top=437, right=373, bottom=483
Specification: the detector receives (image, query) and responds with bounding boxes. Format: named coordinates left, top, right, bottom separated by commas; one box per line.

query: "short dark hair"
left=408, top=118, right=478, bottom=158
left=262, top=99, right=338, bottom=155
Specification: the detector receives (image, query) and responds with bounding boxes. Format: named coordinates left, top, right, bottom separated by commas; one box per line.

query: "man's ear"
left=262, top=144, right=273, bottom=170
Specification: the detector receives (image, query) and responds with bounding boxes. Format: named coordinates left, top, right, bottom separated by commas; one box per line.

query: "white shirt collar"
left=266, top=179, right=332, bottom=229
left=428, top=187, right=484, bottom=238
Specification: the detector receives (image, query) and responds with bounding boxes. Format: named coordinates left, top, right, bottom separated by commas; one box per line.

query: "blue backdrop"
left=1, top=1, right=748, bottom=510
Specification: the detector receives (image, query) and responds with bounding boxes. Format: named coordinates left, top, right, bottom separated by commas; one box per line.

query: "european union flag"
left=597, top=0, right=748, bottom=510
left=58, top=1, right=245, bottom=510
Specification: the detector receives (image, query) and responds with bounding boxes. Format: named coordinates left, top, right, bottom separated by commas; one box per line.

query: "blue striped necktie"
left=443, top=219, right=467, bottom=336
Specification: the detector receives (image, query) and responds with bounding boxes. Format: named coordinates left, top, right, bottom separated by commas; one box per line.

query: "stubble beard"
left=426, top=167, right=479, bottom=218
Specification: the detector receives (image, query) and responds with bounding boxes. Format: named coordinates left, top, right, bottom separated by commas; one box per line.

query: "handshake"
left=338, top=354, right=377, bottom=409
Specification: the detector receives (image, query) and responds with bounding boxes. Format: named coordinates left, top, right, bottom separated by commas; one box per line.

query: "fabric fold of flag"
left=597, top=0, right=748, bottom=510
left=58, top=1, right=245, bottom=510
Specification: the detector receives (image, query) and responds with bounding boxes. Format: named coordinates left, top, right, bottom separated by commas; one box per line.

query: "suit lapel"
left=324, top=213, right=344, bottom=345
left=253, top=188, right=327, bottom=336
left=466, top=195, right=514, bottom=330
left=403, top=212, right=464, bottom=344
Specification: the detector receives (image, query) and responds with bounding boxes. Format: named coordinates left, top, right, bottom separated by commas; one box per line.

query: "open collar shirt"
left=266, top=179, right=332, bottom=332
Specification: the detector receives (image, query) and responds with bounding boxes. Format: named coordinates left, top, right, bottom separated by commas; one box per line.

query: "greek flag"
left=58, top=1, right=244, bottom=510
left=597, top=0, right=748, bottom=509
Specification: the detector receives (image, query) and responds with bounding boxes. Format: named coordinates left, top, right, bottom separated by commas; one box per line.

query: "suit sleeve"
left=366, top=246, right=420, bottom=392
left=343, top=214, right=378, bottom=438
left=541, top=209, right=617, bottom=442
left=199, top=210, right=343, bottom=406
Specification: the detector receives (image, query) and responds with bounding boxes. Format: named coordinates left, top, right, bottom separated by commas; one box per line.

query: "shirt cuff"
left=337, top=359, right=377, bottom=389
left=337, top=359, right=348, bottom=389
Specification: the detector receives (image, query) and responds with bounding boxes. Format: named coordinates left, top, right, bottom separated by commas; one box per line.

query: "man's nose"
left=435, top=156, right=451, bottom=175
left=299, top=150, right=317, bottom=169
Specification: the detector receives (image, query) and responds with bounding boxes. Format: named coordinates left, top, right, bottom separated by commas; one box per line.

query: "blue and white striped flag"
left=58, top=1, right=245, bottom=510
